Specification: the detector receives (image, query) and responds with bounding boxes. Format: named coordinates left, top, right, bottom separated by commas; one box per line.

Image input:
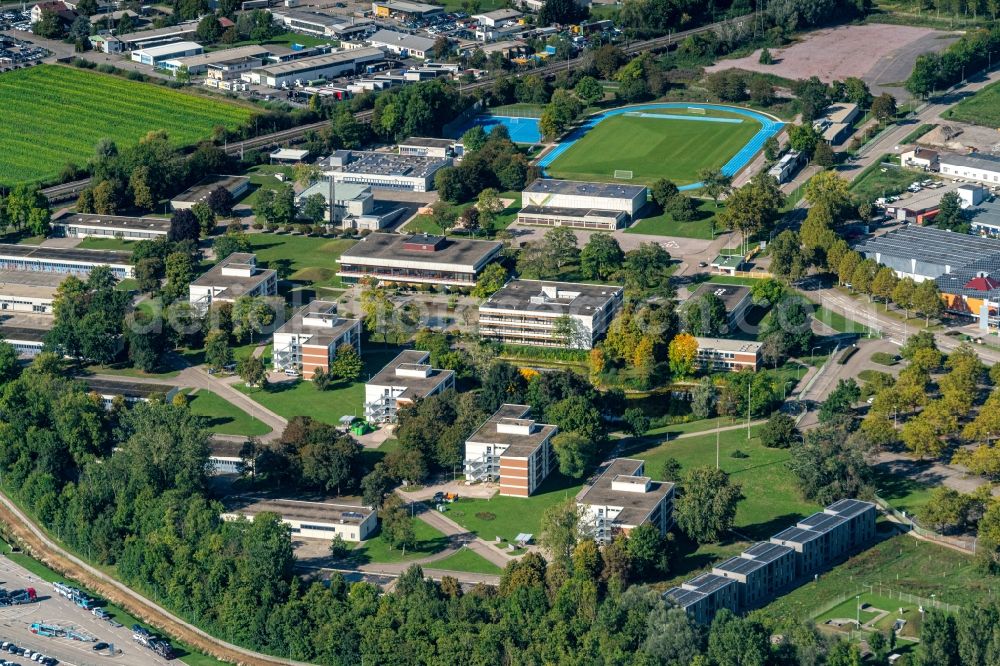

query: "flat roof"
left=340, top=233, right=501, bottom=270
left=369, top=29, right=435, bottom=52
left=273, top=300, right=359, bottom=347
left=712, top=254, right=744, bottom=268
left=683, top=572, right=736, bottom=596
left=134, top=41, right=202, bottom=58
left=940, top=151, right=1000, bottom=171
left=399, top=136, right=454, bottom=148
left=742, top=541, right=793, bottom=564
left=825, top=498, right=875, bottom=520
left=190, top=252, right=275, bottom=296
left=518, top=205, right=625, bottom=222
left=694, top=336, right=762, bottom=354
left=524, top=178, right=646, bottom=200
left=53, top=212, right=171, bottom=234
left=337, top=150, right=451, bottom=179
left=771, top=525, right=823, bottom=545
left=714, top=555, right=766, bottom=577
left=480, top=279, right=623, bottom=316
left=797, top=511, right=848, bottom=534
left=466, top=404, right=557, bottom=457
left=171, top=174, right=248, bottom=205
left=120, top=20, right=198, bottom=42
left=473, top=8, right=521, bottom=19
left=279, top=8, right=345, bottom=27
left=225, top=496, right=374, bottom=525
left=687, top=282, right=751, bottom=312
left=892, top=181, right=972, bottom=213
left=83, top=377, right=175, bottom=399
left=663, top=586, right=706, bottom=608
left=577, top=458, right=673, bottom=527
left=366, top=349, right=454, bottom=400
left=855, top=224, right=1000, bottom=272
left=257, top=47, right=384, bottom=76
left=0, top=243, right=132, bottom=266
left=209, top=438, right=245, bottom=459
left=373, top=0, right=443, bottom=13
left=0, top=270, right=64, bottom=300
left=297, top=181, right=371, bottom=203
left=167, top=44, right=269, bottom=67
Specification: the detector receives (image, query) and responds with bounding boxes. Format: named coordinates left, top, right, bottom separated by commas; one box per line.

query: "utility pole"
left=746, top=378, right=751, bottom=440
left=716, top=415, right=720, bottom=469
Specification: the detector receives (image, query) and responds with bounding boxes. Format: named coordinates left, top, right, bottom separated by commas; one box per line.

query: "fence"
left=873, top=494, right=978, bottom=555
left=810, top=582, right=962, bottom=621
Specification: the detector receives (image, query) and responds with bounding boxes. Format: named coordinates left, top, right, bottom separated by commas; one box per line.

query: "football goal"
left=688, top=106, right=707, bottom=114
left=613, top=170, right=634, bottom=179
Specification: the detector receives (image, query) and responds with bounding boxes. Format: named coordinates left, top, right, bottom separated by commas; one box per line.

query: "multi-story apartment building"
left=694, top=337, right=762, bottom=371
left=577, top=458, right=675, bottom=543
left=364, top=350, right=455, bottom=422
left=464, top=404, right=558, bottom=497
left=188, top=253, right=278, bottom=313
left=271, top=300, right=361, bottom=380
left=478, top=280, right=624, bottom=350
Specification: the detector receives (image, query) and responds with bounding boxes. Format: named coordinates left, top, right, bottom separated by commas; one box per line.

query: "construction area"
left=0, top=553, right=172, bottom=665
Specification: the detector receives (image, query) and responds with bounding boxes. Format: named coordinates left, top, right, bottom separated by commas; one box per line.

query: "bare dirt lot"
left=706, top=24, right=960, bottom=100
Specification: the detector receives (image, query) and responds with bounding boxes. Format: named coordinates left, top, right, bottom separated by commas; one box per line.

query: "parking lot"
left=0, top=32, right=49, bottom=72
left=0, top=554, right=170, bottom=666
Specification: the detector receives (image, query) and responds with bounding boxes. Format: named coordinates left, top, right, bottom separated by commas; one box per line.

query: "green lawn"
left=447, top=474, right=586, bottom=543
left=243, top=165, right=293, bottom=208
left=77, top=237, right=139, bottom=252
left=626, top=199, right=720, bottom=239
left=625, top=426, right=819, bottom=540
left=849, top=161, right=926, bottom=202
left=210, top=31, right=337, bottom=50
left=873, top=468, right=936, bottom=517
left=402, top=191, right=522, bottom=237
left=183, top=389, right=272, bottom=437
left=943, top=78, right=1000, bottom=127
left=758, top=534, right=984, bottom=625
left=236, top=346, right=402, bottom=423
left=431, top=547, right=503, bottom=575
left=545, top=110, right=760, bottom=186
left=0, top=64, right=254, bottom=186
left=0, top=542, right=227, bottom=666
left=246, top=233, right=357, bottom=289
left=346, top=518, right=449, bottom=565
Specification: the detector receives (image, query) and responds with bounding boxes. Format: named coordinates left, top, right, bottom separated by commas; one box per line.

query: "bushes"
left=871, top=351, right=898, bottom=366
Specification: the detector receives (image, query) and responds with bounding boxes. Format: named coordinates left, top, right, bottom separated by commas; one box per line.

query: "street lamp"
left=856, top=595, right=861, bottom=629
left=811, top=345, right=821, bottom=365
left=746, top=377, right=752, bottom=440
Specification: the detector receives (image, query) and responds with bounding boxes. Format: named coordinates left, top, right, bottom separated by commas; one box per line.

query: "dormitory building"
left=664, top=499, right=876, bottom=623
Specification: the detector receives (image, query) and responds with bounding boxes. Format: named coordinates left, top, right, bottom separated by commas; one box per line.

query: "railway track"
left=41, top=14, right=749, bottom=204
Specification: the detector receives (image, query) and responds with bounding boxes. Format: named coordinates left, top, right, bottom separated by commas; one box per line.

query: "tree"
left=214, top=230, right=251, bottom=262
left=164, top=251, right=194, bottom=300
left=551, top=431, right=595, bottom=478
left=668, top=332, right=698, bottom=379
left=917, top=610, right=958, bottom=666
left=329, top=343, right=363, bottom=382
left=0, top=341, right=18, bottom=383
left=126, top=315, right=165, bottom=373
left=707, top=610, right=770, bottom=666
left=300, top=194, right=327, bottom=225
left=207, top=185, right=235, bottom=217
left=667, top=195, right=698, bottom=221
left=748, top=76, right=775, bottom=106
left=192, top=201, right=216, bottom=237
left=579, top=233, right=624, bottom=280
left=574, top=76, right=603, bottom=105
left=593, top=44, right=625, bottom=80
left=789, top=423, right=874, bottom=503
left=461, top=125, right=488, bottom=152
left=718, top=174, right=784, bottom=254
left=690, top=378, right=717, bottom=419
left=623, top=243, right=673, bottom=296
left=477, top=188, right=504, bottom=232
left=540, top=498, right=579, bottom=565
left=935, top=191, right=967, bottom=232
left=698, top=169, right=732, bottom=206
left=759, top=47, right=773, bottom=64
left=196, top=13, right=223, bottom=43
left=33, top=9, right=66, bottom=38
left=623, top=407, right=649, bottom=437
left=819, top=378, right=861, bottom=422
left=675, top=467, right=743, bottom=543
left=681, top=294, right=728, bottom=337
left=543, top=226, right=579, bottom=270
left=539, top=0, right=588, bottom=29
left=650, top=178, right=680, bottom=208
left=472, top=262, right=507, bottom=299
left=203, top=328, right=232, bottom=372
left=253, top=188, right=275, bottom=226
left=238, top=355, right=266, bottom=387
left=231, top=296, right=275, bottom=343
left=760, top=413, right=798, bottom=449
left=812, top=141, right=836, bottom=167
left=626, top=523, right=670, bottom=579
left=872, top=93, right=898, bottom=123
left=794, top=76, right=831, bottom=121
left=168, top=209, right=200, bottom=243
left=768, top=230, right=808, bottom=281
left=380, top=496, right=416, bottom=553
left=913, top=279, right=944, bottom=325
left=805, top=170, right=852, bottom=221
left=272, top=183, right=296, bottom=226
left=788, top=123, right=822, bottom=156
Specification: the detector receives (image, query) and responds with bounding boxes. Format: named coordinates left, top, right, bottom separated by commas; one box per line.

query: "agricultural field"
left=942, top=79, right=1000, bottom=127
left=544, top=109, right=760, bottom=186
left=0, top=65, right=255, bottom=186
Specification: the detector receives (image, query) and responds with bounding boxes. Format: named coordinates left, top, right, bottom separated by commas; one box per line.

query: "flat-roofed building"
left=118, top=20, right=198, bottom=49
left=577, top=458, right=675, bottom=543
left=518, top=179, right=648, bottom=230
left=712, top=541, right=795, bottom=609
left=694, top=337, right=762, bottom=371
left=337, top=233, right=502, bottom=287
left=0, top=244, right=134, bottom=279
left=371, top=0, right=443, bottom=20
left=131, top=40, right=203, bottom=66
left=249, top=47, right=385, bottom=88
left=368, top=29, right=435, bottom=58
left=364, top=349, right=455, bottom=422
left=0, top=315, right=50, bottom=358
left=855, top=224, right=1000, bottom=282
left=222, top=496, right=377, bottom=541
left=398, top=137, right=456, bottom=158
left=472, top=7, right=521, bottom=26
left=170, top=175, right=249, bottom=211
left=885, top=181, right=985, bottom=224
left=663, top=573, right=739, bottom=625
left=824, top=498, right=877, bottom=550
left=768, top=150, right=804, bottom=184
left=270, top=8, right=345, bottom=37
left=83, top=377, right=178, bottom=408
left=208, top=439, right=244, bottom=475
left=479, top=279, right=624, bottom=349
left=296, top=181, right=374, bottom=224
left=189, top=253, right=278, bottom=312
left=52, top=212, right=170, bottom=240
left=161, top=44, right=270, bottom=75
left=464, top=404, right=558, bottom=497
left=272, top=300, right=361, bottom=380
left=685, top=283, right=752, bottom=332
left=0, top=270, right=62, bottom=315
left=323, top=150, right=452, bottom=192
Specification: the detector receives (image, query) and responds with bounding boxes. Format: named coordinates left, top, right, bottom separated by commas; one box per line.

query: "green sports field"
left=544, top=110, right=760, bottom=186
left=0, top=65, right=255, bottom=186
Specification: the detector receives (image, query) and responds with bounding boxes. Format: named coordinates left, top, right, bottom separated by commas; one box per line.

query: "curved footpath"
left=0, top=490, right=311, bottom=666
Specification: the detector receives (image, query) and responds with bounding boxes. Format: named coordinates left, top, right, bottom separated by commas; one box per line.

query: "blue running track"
left=535, top=103, right=784, bottom=191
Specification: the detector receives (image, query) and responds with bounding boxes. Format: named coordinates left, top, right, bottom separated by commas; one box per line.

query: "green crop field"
left=545, top=111, right=760, bottom=186
left=0, top=65, right=255, bottom=185
left=944, top=79, right=1000, bottom=128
